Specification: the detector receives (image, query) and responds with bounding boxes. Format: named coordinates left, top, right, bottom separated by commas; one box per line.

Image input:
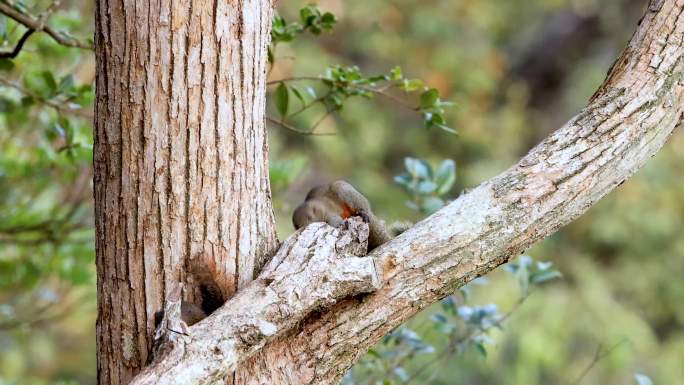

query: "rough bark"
left=93, top=1, right=276, bottom=384
left=131, top=219, right=381, bottom=384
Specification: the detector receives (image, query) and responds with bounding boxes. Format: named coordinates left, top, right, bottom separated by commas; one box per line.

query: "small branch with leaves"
left=0, top=0, right=92, bottom=52
left=350, top=255, right=562, bottom=384
left=267, top=66, right=455, bottom=135
left=0, top=75, right=93, bottom=119
left=266, top=6, right=455, bottom=136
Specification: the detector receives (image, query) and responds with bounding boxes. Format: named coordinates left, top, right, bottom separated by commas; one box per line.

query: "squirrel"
left=157, top=180, right=400, bottom=326
left=154, top=264, right=225, bottom=328
left=150, top=264, right=224, bottom=362
left=293, top=180, right=408, bottom=251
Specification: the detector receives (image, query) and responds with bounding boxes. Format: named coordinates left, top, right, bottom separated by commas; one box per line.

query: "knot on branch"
left=132, top=217, right=382, bottom=384
left=259, top=216, right=381, bottom=308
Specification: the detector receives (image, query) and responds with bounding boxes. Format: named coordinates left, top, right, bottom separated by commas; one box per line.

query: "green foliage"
left=504, top=255, right=563, bottom=297
left=0, top=4, right=95, bottom=383
left=270, top=5, right=336, bottom=63
left=269, top=157, right=307, bottom=194
left=394, top=158, right=456, bottom=214
left=344, top=256, right=562, bottom=384
left=267, top=6, right=454, bottom=135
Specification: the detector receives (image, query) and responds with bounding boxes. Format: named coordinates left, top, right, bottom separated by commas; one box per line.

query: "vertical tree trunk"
left=93, top=1, right=276, bottom=384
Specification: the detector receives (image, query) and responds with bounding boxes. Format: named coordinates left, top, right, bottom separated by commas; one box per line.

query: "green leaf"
left=321, top=12, right=336, bottom=30
left=423, top=111, right=456, bottom=134
left=58, top=75, right=75, bottom=92
left=394, top=174, right=412, bottom=188
left=422, top=196, right=445, bottom=213
left=405, top=201, right=421, bottom=211
left=437, top=123, right=457, bottom=134
left=300, top=5, right=319, bottom=26
left=416, top=180, right=437, bottom=194
left=393, top=367, right=409, bottom=381
left=419, top=88, right=439, bottom=109
left=529, top=269, right=562, bottom=285
left=274, top=83, right=289, bottom=118
left=41, top=71, right=58, bottom=94
left=390, top=66, right=402, bottom=81
left=474, top=343, right=488, bottom=358
left=401, top=78, right=424, bottom=92
left=404, top=157, right=431, bottom=179
left=290, top=86, right=310, bottom=107
left=0, top=17, right=6, bottom=40
left=435, top=159, right=456, bottom=195
left=21, top=95, right=34, bottom=107
left=0, top=96, right=16, bottom=113
left=290, top=86, right=306, bottom=106
left=267, top=46, right=274, bottom=63
left=0, top=59, right=15, bottom=71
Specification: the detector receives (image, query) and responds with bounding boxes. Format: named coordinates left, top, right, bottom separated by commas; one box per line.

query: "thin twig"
left=0, top=28, right=34, bottom=58
left=402, top=293, right=532, bottom=384
left=0, top=290, right=85, bottom=330
left=0, top=75, right=93, bottom=118
left=0, top=1, right=92, bottom=50
left=354, top=84, right=418, bottom=111
left=571, top=339, right=629, bottom=385
left=268, top=76, right=420, bottom=112
left=267, top=76, right=320, bottom=85
left=288, top=93, right=330, bottom=118
left=309, top=109, right=334, bottom=132
left=265, top=116, right=336, bottom=136
left=0, top=0, right=60, bottom=58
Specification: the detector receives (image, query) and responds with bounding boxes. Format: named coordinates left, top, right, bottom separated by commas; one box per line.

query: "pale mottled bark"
left=131, top=219, right=380, bottom=385
left=237, top=2, right=684, bottom=383
left=94, top=1, right=276, bottom=384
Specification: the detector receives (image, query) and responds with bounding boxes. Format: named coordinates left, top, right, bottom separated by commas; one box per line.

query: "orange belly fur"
left=341, top=204, right=354, bottom=219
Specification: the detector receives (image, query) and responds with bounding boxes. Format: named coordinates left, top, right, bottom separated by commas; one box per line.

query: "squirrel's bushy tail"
left=187, top=263, right=225, bottom=315
left=388, top=221, right=412, bottom=237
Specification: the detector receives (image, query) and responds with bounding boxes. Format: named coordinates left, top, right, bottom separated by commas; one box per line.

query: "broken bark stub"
left=131, top=217, right=381, bottom=385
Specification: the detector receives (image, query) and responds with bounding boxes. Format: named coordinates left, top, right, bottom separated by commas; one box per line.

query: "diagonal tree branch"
left=132, top=1, right=684, bottom=383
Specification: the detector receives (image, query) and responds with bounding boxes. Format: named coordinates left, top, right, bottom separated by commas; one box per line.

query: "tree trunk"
left=93, top=1, right=276, bottom=384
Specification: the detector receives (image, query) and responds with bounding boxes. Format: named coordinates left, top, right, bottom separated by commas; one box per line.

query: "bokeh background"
left=1, top=0, right=682, bottom=384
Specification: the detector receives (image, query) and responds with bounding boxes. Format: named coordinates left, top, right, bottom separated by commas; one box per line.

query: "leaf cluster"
left=394, top=157, right=456, bottom=214
left=346, top=256, right=562, bottom=384
left=268, top=6, right=454, bottom=135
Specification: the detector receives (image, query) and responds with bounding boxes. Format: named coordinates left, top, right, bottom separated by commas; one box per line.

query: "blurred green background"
left=1, top=0, right=681, bottom=384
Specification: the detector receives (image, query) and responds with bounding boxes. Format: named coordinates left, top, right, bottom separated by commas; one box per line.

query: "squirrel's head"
left=292, top=200, right=327, bottom=229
